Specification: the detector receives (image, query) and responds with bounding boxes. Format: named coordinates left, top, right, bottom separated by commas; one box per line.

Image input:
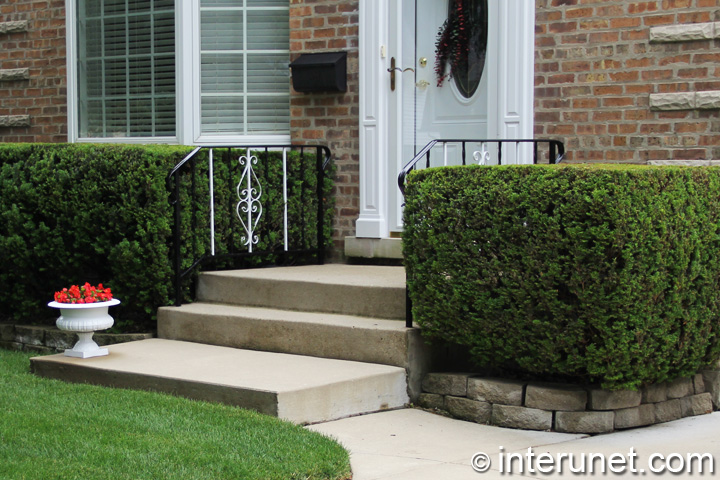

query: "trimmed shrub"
left=0, top=144, right=333, bottom=332
left=403, top=164, right=720, bottom=390
left=0, top=143, right=191, bottom=331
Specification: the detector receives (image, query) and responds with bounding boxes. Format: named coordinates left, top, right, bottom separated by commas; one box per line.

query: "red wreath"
left=434, top=0, right=469, bottom=87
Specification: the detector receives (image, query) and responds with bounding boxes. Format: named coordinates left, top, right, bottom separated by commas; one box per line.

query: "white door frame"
left=356, top=0, right=535, bottom=239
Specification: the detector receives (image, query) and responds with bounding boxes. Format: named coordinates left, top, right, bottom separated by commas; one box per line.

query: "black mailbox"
left=290, top=52, right=347, bottom=93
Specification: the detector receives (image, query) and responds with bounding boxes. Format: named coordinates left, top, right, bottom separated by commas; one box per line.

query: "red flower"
left=52, top=282, right=114, bottom=304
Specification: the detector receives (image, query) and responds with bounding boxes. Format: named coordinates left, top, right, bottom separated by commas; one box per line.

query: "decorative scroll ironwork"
left=167, top=144, right=331, bottom=307
left=473, top=144, right=491, bottom=165
left=236, top=150, right=262, bottom=252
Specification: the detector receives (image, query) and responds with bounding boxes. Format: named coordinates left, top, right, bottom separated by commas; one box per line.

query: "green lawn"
left=0, top=349, right=351, bottom=480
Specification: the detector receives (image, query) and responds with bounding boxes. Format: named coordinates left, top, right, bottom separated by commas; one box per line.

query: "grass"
left=0, top=349, right=351, bottom=480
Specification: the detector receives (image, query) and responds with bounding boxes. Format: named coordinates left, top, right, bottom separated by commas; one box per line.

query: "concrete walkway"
left=308, top=408, right=720, bottom=478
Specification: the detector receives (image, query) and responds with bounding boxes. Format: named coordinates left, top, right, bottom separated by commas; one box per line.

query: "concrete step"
left=30, top=338, right=409, bottom=425
left=196, top=264, right=406, bottom=320
left=157, top=301, right=428, bottom=369
left=157, top=301, right=431, bottom=399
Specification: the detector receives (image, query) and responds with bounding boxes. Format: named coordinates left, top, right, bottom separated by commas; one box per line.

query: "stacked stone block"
left=0, top=323, right=152, bottom=354
left=419, top=371, right=716, bottom=435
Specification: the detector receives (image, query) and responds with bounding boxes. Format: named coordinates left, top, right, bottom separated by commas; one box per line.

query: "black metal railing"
left=399, top=138, right=565, bottom=327
left=167, top=145, right=332, bottom=306
left=398, top=138, right=565, bottom=196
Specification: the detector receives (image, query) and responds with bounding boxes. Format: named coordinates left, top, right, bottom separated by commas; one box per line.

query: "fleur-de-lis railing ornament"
left=473, top=144, right=491, bottom=165
left=236, top=150, right=262, bottom=252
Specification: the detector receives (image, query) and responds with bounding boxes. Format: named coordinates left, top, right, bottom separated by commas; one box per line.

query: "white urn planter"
left=47, top=299, right=120, bottom=358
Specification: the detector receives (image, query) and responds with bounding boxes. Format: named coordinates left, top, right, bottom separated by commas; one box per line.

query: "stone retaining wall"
left=419, top=371, right=720, bottom=434
left=0, top=323, right=152, bottom=354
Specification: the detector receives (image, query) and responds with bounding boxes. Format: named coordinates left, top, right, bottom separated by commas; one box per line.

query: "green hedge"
left=0, top=144, right=333, bottom=332
left=403, top=164, right=720, bottom=390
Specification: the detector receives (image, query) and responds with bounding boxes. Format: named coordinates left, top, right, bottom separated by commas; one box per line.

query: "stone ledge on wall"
left=648, top=160, right=720, bottom=167
left=0, top=20, right=29, bottom=35
left=0, top=115, right=31, bottom=128
left=0, top=323, right=153, bottom=354
left=649, top=91, right=720, bottom=111
left=419, top=371, right=718, bottom=435
left=649, top=22, right=720, bottom=43
left=0, top=68, right=30, bottom=82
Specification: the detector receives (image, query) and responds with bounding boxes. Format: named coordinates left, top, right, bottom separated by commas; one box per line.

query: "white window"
left=67, top=0, right=290, bottom=144
left=76, top=0, right=176, bottom=139
left=200, top=0, right=290, bottom=137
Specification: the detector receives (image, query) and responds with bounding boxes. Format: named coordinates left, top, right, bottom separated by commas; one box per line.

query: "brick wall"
left=0, top=0, right=67, bottom=143
left=535, top=0, right=720, bottom=163
left=289, top=0, right=359, bottom=259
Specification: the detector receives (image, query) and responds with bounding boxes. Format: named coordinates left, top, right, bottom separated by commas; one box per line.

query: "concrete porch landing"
left=195, top=264, right=407, bottom=319
left=30, top=338, right=409, bottom=425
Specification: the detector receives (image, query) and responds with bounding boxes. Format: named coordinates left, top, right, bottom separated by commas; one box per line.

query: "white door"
left=387, top=0, right=491, bottom=233
left=355, top=0, right=534, bottom=239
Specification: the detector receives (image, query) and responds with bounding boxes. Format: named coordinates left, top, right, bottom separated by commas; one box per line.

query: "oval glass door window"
left=435, top=0, right=488, bottom=99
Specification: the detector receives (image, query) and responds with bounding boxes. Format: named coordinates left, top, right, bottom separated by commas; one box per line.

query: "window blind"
left=77, top=0, right=176, bottom=138
left=200, top=0, right=290, bottom=135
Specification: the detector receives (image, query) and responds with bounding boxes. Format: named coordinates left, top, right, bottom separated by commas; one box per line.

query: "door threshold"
left=344, top=236, right=403, bottom=260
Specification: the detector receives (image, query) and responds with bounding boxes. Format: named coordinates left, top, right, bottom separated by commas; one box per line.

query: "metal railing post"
left=173, top=174, right=182, bottom=306
left=316, top=146, right=325, bottom=265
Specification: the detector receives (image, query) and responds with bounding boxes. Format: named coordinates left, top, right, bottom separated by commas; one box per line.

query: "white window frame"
left=66, top=0, right=291, bottom=146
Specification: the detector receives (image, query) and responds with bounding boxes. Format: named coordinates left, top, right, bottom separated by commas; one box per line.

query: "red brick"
left=628, top=1, right=658, bottom=15
left=673, top=149, right=707, bottom=160
left=642, top=69, right=674, bottom=81
left=610, top=71, right=639, bottom=82
left=313, top=5, right=337, bottom=14
left=643, top=14, right=676, bottom=26
left=610, top=17, right=641, bottom=28
left=662, top=0, right=691, bottom=7
left=572, top=98, right=598, bottom=109
left=603, top=97, right=634, bottom=108
left=594, top=5, right=625, bottom=17
left=548, top=74, right=576, bottom=84
left=593, top=85, right=623, bottom=96
left=549, top=22, right=578, bottom=34
left=580, top=19, right=609, bottom=30
left=302, top=17, right=325, bottom=28
left=593, top=111, right=622, bottom=122
left=695, top=53, right=720, bottom=64
left=677, top=12, right=712, bottom=23
left=678, top=68, right=708, bottom=79
left=565, top=7, right=593, bottom=18
left=625, top=57, right=653, bottom=68
left=561, top=61, right=591, bottom=72
left=659, top=54, right=691, bottom=66
left=675, top=122, right=709, bottom=134
left=313, top=28, right=336, bottom=39
left=588, top=32, right=619, bottom=43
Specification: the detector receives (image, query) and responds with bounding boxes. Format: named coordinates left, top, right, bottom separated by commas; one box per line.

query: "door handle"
left=387, top=57, right=415, bottom=91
